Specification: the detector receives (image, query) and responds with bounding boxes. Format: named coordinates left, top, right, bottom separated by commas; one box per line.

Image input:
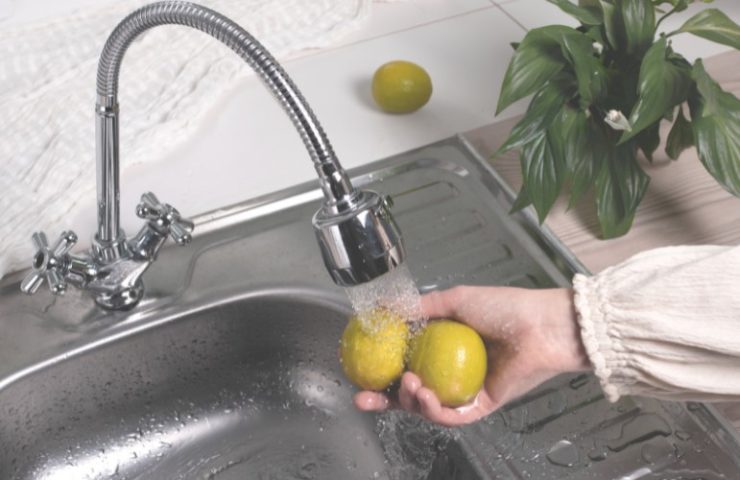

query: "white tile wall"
left=330, top=0, right=492, bottom=49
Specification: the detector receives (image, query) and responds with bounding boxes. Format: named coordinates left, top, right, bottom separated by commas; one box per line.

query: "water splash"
left=344, top=264, right=422, bottom=328
left=375, top=410, right=456, bottom=480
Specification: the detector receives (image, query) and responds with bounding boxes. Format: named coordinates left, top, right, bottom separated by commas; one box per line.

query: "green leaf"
left=600, top=0, right=655, bottom=55
left=595, top=142, right=651, bottom=238
left=663, top=105, right=676, bottom=122
left=582, top=24, right=607, bottom=44
left=600, top=0, right=622, bottom=50
left=665, top=105, right=694, bottom=159
left=636, top=122, right=661, bottom=161
left=619, top=38, right=692, bottom=142
left=555, top=109, right=608, bottom=206
left=510, top=184, right=533, bottom=213
left=547, top=0, right=603, bottom=25
left=688, top=60, right=740, bottom=197
left=622, top=0, right=656, bottom=55
left=673, top=8, right=740, bottom=50
left=560, top=33, right=608, bottom=108
left=521, top=131, right=567, bottom=222
left=496, top=26, right=577, bottom=114
left=496, top=79, right=569, bottom=155
left=545, top=109, right=575, bottom=172
left=672, top=0, right=689, bottom=12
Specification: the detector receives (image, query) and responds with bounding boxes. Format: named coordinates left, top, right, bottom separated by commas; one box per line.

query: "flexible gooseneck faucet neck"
left=95, top=1, right=355, bottom=244
left=22, top=1, right=405, bottom=310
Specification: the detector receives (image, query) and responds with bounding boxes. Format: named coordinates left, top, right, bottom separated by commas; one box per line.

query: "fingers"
left=353, top=391, right=391, bottom=412
left=354, top=372, right=424, bottom=414
left=420, top=287, right=465, bottom=320
left=398, top=372, right=422, bottom=412
left=353, top=379, right=496, bottom=428
left=416, top=387, right=486, bottom=427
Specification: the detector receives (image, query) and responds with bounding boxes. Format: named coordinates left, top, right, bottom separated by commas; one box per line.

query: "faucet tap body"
left=22, top=1, right=406, bottom=310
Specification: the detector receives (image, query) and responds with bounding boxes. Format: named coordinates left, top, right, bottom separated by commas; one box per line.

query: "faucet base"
left=94, top=280, right=144, bottom=311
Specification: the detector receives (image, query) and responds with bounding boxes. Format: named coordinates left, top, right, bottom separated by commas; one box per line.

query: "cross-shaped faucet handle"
left=21, top=231, right=78, bottom=295
left=136, top=192, right=194, bottom=246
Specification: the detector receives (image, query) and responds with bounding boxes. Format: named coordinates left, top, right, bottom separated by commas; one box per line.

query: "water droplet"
left=686, top=402, right=702, bottom=412
left=546, top=439, right=579, bottom=467
left=607, top=414, right=672, bottom=452
left=675, top=430, right=691, bottom=441
left=587, top=448, right=608, bottom=462
left=640, top=441, right=675, bottom=465
left=568, top=374, right=589, bottom=390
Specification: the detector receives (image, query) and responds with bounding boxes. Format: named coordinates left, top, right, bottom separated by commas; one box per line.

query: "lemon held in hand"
left=409, top=320, right=487, bottom=407
left=372, top=60, right=432, bottom=114
left=340, top=308, right=409, bottom=391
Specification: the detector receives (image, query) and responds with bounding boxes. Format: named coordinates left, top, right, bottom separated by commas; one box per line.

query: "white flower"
left=604, top=110, right=632, bottom=132
left=592, top=42, right=604, bottom=55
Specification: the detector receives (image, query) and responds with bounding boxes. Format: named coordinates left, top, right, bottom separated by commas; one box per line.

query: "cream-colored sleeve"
left=572, top=245, right=740, bottom=403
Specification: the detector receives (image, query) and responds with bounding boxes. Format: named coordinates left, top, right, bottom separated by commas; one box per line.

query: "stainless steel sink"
left=1, top=137, right=739, bottom=479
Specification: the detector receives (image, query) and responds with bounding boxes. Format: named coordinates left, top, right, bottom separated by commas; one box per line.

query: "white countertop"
left=4, top=0, right=739, bottom=242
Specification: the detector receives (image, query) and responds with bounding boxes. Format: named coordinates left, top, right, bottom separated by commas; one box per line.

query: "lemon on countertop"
left=371, top=60, right=433, bottom=114
left=408, top=320, right=487, bottom=407
left=340, top=307, right=409, bottom=391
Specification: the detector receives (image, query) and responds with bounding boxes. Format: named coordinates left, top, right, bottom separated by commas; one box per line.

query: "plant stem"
left=664, top=30, right=679, bottom=39
left=655, top=4, right=679, bottom=32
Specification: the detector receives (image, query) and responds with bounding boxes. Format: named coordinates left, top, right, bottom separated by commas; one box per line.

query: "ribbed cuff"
left=572, top=273, right=621, bottom=402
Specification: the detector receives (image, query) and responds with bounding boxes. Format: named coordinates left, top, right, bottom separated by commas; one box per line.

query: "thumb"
left=419, top=287, right=466, bottom=320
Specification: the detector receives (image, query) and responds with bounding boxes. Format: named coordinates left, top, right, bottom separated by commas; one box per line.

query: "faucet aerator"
left=313, top=191, right=406, bottom=287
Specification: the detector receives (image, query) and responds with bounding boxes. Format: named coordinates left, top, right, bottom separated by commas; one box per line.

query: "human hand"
left=353, top=286, right=590, bottom=426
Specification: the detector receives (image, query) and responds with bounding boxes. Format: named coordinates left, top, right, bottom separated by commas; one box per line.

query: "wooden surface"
left=463, top=50, right=740, bottom=432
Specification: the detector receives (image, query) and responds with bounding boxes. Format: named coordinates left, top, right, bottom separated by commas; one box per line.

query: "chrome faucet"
left=21, top=1, right=406, bottom=310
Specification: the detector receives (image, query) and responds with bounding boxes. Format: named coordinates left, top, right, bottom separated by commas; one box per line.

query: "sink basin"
left=1, top=137, right=739, bottom=479
left=0, top=291, right=470, bottom=479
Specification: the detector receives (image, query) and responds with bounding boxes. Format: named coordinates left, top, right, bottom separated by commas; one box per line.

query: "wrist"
left=540, top=288, right=591, bottom=373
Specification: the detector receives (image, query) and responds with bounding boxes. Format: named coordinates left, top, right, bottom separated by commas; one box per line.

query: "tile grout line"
left=281, top=4, right=499, bottom=66
left=492, top=3, right=528, bottom=33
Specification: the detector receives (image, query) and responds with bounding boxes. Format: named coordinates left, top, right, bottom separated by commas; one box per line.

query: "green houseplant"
left=495, top=0, right=740, bottom=238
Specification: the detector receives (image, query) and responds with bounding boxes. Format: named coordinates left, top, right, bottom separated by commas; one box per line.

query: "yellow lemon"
left=408, top=320, right=487, bottom=407
left=340, top=307, right=409, bottom=391
left=371, top=60, right=433, bottom=114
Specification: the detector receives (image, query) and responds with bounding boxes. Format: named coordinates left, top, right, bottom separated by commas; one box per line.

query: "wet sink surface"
left=1, top=137, right=739, bottom=479
left=0, top=293, right=444, bottom=479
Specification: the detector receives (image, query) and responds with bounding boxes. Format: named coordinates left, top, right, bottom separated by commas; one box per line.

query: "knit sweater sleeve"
left=572, top=245, right=740, bottom=403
